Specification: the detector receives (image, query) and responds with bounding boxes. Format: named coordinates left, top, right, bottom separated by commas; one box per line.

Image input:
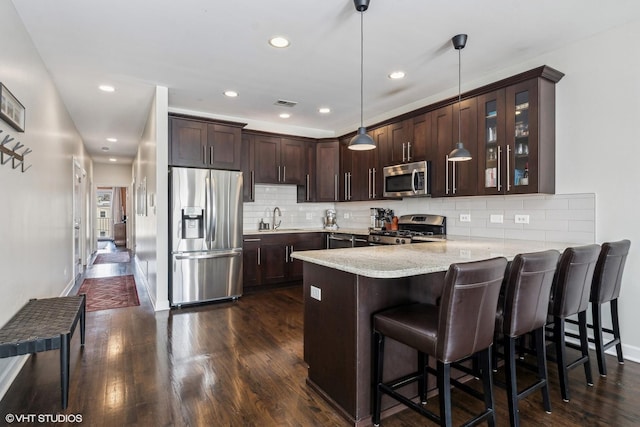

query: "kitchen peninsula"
left=291, top=237, right=573, bottom=426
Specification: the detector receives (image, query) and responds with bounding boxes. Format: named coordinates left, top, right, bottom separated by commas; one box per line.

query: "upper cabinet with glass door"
left=477, top=67, right=563, bottom=195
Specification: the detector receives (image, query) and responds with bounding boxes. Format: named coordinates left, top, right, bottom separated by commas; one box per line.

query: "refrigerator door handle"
left=204, top=174, right=211, bottom=247
left=174, top=250, right=241, bottom=261
left=206, top=173, right=217, bottom=245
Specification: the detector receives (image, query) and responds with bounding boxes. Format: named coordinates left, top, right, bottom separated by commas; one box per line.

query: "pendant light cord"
left=458, top=47, right=461, bottom=143
left=360, top=10, right=364, bottom=128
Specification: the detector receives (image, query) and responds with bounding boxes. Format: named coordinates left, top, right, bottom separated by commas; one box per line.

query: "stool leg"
left=418, top=351, right=427, bottom=404
left=60, top=333, right=70, bottom=409
left=504, top=337, right=519, bottom=427
left=533, top=327, right=551, bottom=414
left=611, top=299, right=624, bottom=364
left=437, top=361, right=453, bottom=427
left=592, top=301, right=607, bottom=377
left=372, top=331, right=385, bottom=426
left=80, top=297, right=86, bottom=347
left=554, top=317, right=571, bottom=402
left=578, top=311, right=594, bottom=387
left=480, top=347, right=496, bottom=427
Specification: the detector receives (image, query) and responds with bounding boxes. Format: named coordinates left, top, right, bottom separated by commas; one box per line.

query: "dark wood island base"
left=303, top=262, right=457, bottom=426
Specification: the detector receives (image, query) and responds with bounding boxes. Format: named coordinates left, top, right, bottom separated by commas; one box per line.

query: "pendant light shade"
left=348, top=0, right=375, bottom=151
left=448, top=33, right=471, bottom=162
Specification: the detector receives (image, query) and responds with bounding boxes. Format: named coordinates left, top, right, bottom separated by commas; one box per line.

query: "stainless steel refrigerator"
left=170, top=167, right=243, bottom=307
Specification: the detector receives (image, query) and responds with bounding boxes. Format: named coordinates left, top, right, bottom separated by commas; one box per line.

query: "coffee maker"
left=370, top=208, right=393, bottom=230
left=323, top=209, right=338, bottom=230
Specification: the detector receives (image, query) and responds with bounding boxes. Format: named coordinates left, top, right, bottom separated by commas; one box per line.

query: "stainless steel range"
left=368, top=214, right=446, bottom=245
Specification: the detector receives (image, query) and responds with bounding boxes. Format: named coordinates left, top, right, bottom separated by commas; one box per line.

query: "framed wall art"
left=0, top=83, right=25, bottom=132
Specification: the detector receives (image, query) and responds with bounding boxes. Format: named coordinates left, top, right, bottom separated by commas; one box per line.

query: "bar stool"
left=372, top=257, right=507, bottom=427
left=546, top=244, right=600, bottom=402
left=494, top=250, right=559, bottom=427
left=588, top=240, right=630, bottom=376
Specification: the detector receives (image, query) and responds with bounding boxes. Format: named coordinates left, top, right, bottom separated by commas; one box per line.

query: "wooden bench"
left=0, top=294, right=86, bottom=409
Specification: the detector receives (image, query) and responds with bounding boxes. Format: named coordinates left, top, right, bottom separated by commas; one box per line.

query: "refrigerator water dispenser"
left=181, top=207, right=204, bottom=239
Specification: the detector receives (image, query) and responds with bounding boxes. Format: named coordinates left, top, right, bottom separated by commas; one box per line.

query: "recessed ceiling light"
left=106, top=137, right=117, bottom=142
left=101, top=146, right=109, bottom=151
left=109, top=158, right=117, bottom=162
left=99, top=85, right=115, bottom=92
left=318, top=107, right=331, bottom=114
left=388, top=71, right=406, bottom=80
left=269, top=36, right=290, bottom=48
left=279, top=113, right=291, bottom=119
left=224, top=90, right=238, bottom=97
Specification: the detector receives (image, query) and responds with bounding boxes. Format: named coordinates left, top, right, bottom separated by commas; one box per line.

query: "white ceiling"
left=11, top=0, right=640, bottom=164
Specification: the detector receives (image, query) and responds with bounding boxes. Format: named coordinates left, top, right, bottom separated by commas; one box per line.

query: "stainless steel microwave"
left=383, top=161, right=430, bottom=198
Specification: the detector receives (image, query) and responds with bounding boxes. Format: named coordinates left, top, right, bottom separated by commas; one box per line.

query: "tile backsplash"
left=244, top=184, right=595, bottom=244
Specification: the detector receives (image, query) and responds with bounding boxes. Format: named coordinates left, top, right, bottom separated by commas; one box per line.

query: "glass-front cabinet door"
left=477, top=90, right=505, bottom=195
left=506, top=79, right=538, bottom=194
left=477, top=79, right=540, bottom=195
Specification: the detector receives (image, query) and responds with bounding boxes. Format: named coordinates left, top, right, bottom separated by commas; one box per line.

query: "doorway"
left=95, top=186, right=128, bottom=247
left=72, top=159, right=86, bottom=281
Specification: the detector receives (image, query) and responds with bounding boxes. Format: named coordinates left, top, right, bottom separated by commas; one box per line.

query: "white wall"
left=93, top=162, right=133, bottom=187
left=0, top=1, right=92, bottom=399
left=133, top=86, right=169, bottom=311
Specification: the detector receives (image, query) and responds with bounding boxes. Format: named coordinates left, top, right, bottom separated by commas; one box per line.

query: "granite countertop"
left=243, top=228, right=370, bottom=236
left=290, top=236, right=576, bottom=279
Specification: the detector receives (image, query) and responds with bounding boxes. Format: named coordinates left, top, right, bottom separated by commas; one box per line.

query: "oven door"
left=383, top=161, right=430, bottom=197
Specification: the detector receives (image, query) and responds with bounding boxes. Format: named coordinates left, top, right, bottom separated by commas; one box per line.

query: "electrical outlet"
left=459, top=214, right=471, bottom=222
left=343, top=213, right=349, bottom=219
left=490, top=214, right=504, bottom=224
left=306, top=213, right=313, bottom=220
left=515, top=214, right=530, bottom=224
left=310, top=285, right=322, bottom=301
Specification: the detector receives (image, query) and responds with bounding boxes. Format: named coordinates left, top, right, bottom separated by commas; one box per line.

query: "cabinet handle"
left=445, top=155, right=450, bottom=195
left=348, top=172, right=352, bottom=200
left=285, top=245, right=289, bottom=262
left=497, top=146, right=502, bottom=192
left=210, top=146, right=214, bottom=164
left=306, top=174, right=310, bottom=201
left=506, top=145, right=512, bottom=191
left=203, top=146, right=206, bottom=164
left=402, top=143, right=406, bottom=162
left=407, top=142, right=412, bottom=162
left=244, top=238, right=261, bottom=242
left=372, top=168, right=376, bottom=198
left=283, top=165, right=286, bottom=182
left=257, top=247, right=261, bottom=266
left=368, top=169, right=372, bottom=198
left=278, top=165, right=281, bottom=182
left=250, top=171, right=255, bottom=199
left=334, top=174, right=338, bottom=201
left=452, top=161, right=457, bottom=194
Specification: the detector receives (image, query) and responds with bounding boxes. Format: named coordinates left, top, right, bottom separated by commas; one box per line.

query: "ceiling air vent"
left=274, top=99, right=298, bottom=107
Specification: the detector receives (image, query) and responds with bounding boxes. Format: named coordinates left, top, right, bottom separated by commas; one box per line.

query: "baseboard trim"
left=0, top=356, right=29, bottom=403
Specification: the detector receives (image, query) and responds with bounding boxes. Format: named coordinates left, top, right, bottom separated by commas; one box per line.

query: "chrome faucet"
left=273, top=207, right=282, bottom=230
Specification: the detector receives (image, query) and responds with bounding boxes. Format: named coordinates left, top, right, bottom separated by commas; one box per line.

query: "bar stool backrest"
left=551, top=245, right=600, bottom=319
left=503, top=250, right=560, bottom=337
left=438, top=257, right=507, bottom=364
left=591, top=240, right=631, bottom=304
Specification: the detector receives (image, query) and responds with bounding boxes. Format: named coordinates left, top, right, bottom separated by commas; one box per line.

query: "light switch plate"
left=310, top=285, right=322, bottom=301
left=490, top=214, right=504, bottom=224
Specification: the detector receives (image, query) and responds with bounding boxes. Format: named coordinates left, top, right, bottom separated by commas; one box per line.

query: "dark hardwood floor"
left=1, top=245, right=639, bottom=426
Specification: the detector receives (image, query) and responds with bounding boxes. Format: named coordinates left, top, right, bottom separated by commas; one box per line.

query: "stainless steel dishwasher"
left=326, top=233, right=370, bottom=249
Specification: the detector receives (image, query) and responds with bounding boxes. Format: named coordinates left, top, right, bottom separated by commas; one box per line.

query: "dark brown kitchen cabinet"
left=314, top=139, right=340, bottom=202
left=169, top=116, right=243, bottom=170
left=298, top=141, right=317, bottom=202
left=431, top=99, right=478, bottom=197
left=253, top=134, right=307, bottom=185
left=339, top=137, right=353, bottom=201
left=240, top=133, right=255, bottom=202
left=242, top=233, right=325, bottom=291
left=477, top=75, right=560, bottom=195
left=410, top=112, right=432, bottom=162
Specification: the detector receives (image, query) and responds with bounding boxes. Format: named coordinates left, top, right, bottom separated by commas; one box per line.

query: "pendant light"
left=348, top=0, right=376, bottom=151
left=448, top=33, right=471, bottom=162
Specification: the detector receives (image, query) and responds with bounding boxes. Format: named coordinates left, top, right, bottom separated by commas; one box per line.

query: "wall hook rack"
left=0, top=129, right=32, bottom=172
